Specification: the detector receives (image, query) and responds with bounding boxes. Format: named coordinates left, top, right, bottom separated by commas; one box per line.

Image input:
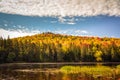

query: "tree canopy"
left=0, top=32, right=120, bottom=63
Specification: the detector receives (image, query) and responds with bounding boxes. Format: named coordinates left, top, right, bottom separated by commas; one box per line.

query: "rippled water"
left=0, top=63, right=120, bottom=80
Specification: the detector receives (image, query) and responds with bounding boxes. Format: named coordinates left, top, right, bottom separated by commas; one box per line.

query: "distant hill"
left=0, top=32, right=120, bottom=63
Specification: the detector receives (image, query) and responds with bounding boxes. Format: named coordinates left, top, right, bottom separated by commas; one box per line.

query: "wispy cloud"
left=0, top=28, right=90, bottom=38
left=53, top=29, right=90, bottom=36
left=75, top=30, right=88, bottom=34
left=67, top=22, right=76, bottom=25
left=0, top=0, right=120, bottom=17
left=0, top=28, right=36, bottom=38
left=58, top=17, right=76, bottom=25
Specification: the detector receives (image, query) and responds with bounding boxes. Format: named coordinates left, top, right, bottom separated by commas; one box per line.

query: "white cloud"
left=53, top=29, right=89, bottom=36
left=58, top=17, right=66, bottom=23
left=81, top=30, right=88, bottom=34
left=0, top=28, right=36, bottom=38
left=75, top=30, right=88, bottom=34
left=0, top=28, right=90, bottom=38
left=0, top=0, right=120, bottom=17
left=58, top=17, right=76, bottom=24
left=67, top=22, right=76, bottom=25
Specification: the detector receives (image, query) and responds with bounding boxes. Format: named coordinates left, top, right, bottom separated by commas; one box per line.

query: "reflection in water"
left=0, top=69, right=63, bottom=80
left=0, top=63, right=63, bottom=80
left=0, top=63, right=120, bottom=80
left=0, top=71, right=81, bottom=80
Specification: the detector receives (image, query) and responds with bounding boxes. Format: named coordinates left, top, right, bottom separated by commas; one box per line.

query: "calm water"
left=0, top=63, right=120, bottom=80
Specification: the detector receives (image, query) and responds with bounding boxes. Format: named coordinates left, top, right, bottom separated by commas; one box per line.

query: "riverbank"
left=60, top=65, right=120, bottom=79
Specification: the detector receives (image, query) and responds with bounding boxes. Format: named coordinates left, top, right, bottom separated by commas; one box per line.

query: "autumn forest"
left=0, top=32, right=120, bottom=63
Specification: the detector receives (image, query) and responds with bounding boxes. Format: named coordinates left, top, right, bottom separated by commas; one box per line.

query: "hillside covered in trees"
left=0, top=32, right=120, bottom=63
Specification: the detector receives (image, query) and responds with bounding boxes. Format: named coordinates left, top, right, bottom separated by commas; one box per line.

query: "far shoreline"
left=1, top=62, right=120, bottom=66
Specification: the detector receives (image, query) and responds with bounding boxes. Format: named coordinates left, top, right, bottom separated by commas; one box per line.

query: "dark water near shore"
left=0, top=62, right=120, bottom=80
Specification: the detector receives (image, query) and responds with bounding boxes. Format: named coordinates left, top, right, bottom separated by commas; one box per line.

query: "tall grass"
left=60, top=65, right=120, bottom=79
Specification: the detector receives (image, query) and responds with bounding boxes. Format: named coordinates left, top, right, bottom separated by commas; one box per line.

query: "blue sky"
left=0, top=13, right=120, bottom=38
left=0, top=0, right=120, bottom=38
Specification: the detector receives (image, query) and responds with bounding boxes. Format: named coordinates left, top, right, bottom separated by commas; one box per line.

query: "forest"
left=0, top=32, right=120, bottom=63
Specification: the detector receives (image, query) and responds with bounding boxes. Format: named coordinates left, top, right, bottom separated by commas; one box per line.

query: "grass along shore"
left=60, top=65, right=120, bottom=79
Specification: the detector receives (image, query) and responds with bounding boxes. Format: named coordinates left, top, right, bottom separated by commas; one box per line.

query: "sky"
left=0, top=0, right=120, bottom=38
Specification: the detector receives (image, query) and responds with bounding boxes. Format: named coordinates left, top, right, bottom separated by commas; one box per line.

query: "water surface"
left=0, top=62, right=120, bottom=80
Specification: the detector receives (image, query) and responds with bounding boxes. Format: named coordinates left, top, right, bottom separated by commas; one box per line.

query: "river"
left=0, top=62, right=120, bottom=80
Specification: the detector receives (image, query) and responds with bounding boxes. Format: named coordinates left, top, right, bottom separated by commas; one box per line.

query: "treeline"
left=0, top=32, right=120, bottom=63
